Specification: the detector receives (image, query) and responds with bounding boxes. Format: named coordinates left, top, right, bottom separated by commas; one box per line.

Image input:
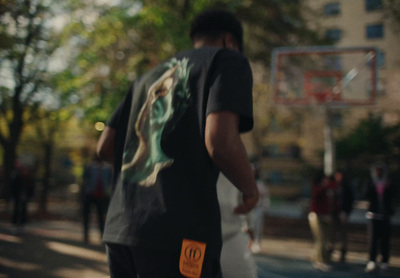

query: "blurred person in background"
left=217, top=173, right=258, bottom=278
left=333, top=170, right=354, bottom=263
left=308, top=172, right=339, bottom=272
left=248, top=163, right=270, bottom=254
left=81, top=154, right=113, bottom=244
left=364, top=162, right=395, bottom=273
left=11, top=163, right=35, bottom=231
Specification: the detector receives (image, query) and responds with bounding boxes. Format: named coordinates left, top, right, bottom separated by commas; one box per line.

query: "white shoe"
left=380, top=263, right=389, bottom=270
left=250, top=243, right=261, bottom=253
left=312, top=262, right=332, bottom=272
left=365, top=261, right=377, bottom=273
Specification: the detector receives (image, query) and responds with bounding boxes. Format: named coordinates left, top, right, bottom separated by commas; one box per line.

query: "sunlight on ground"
left=0, top=233, right=22, bottom=244
left=51, top=267, right=109, bottom=278
left=0, top=257, right=41, bottom=271
left=45, top=241, right=107, bottom=263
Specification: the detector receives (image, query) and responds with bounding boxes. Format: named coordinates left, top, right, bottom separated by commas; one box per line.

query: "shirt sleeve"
left=107, top=103, right=123, bottom=128
left=105, top=87, right=133, bottom=185
left=107, top=87, right=133, bottom=128
left=206, top=49, right=254, bottom=132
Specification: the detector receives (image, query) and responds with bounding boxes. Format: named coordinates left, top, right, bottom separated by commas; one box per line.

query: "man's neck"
left=193, top=40, right=222, bottom=49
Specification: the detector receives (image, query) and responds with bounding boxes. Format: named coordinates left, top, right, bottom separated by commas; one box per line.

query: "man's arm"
left=205, top=111, right=259, bottom=214
left=97, top=126, right=116, bottom=165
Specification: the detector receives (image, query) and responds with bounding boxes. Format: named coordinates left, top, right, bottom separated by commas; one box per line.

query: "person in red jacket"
left=308, top=171, right=340, bottom=272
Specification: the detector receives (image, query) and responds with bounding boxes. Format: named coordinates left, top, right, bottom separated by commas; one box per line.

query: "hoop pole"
left=323, top=107, right=335, bottom=176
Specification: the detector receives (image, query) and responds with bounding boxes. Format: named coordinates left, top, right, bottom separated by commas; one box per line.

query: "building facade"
left=258, top=0, right=400, bottom=199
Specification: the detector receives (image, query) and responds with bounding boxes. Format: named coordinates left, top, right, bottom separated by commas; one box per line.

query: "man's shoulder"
left=139, top=48, right=247, bottom=78
left=175, top=48, right=248, bottom=66
left=135, top=48, right=221, bottom=83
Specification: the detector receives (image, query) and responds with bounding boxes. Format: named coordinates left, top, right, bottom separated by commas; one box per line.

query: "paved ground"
left=0, top=198, right=399, bottom=278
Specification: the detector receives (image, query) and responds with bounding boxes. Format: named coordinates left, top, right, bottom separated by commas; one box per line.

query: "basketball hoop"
left=305, top=70, right=342, bottom=105
left=270, top=46, right=379, bottom=175
left=271, top=46, right=377, bottom=107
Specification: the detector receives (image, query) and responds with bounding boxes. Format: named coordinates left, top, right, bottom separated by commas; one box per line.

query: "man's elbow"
left=96, top=144, right=107, bottom=161
left=205, top=135, right=235, bottom=162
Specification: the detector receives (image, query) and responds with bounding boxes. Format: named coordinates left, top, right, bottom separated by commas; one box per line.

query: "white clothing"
left=217, top=174, right=258, bottom=278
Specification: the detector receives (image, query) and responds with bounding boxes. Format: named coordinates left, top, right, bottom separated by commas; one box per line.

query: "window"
left=262, top=144, right=280, bottom=157
left=324, top=3, right=340, bottom=16
left=377, top=51, right=385, bottom=67
left=376, top=79, right=386, bottom=95
left=365, top=0, right=383, bottom=11
left=325, top=29, right=342, bottom=41
left=331, top=112, right=343, bottom=127
left=368, top=50, right=385, bottom=67
left=268, top=114, right=281, bottom=132
left=366, top=24, right=384, bottom=39
left=268, top=171, right=283, bottom=185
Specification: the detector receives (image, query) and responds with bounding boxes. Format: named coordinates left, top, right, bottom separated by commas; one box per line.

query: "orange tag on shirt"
left=179, top=239, right=207, bottom=278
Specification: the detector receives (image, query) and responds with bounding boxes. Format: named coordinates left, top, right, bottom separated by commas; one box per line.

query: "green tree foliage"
left=386, top=0, right=400, bottom=27
left=0, top=0, right=327, bottom=203
left=335, top=114, right=400, bottom=202
left=0, top=0, right=62, bottom=196
left=66, top=0, right=324, bottom=129
left=237, top=0, right=325, bottom=63
left=62, top=0, right=204, bottom=123
left=336, top=114, right=400, bottom=165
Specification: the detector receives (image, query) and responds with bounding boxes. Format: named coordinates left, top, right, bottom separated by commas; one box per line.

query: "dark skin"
left=97, top=126, right=115, bottom=165
left=205, top=111, right=258, bottom=214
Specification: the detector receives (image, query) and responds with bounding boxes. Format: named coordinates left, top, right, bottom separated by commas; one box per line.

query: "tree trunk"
left=1, top=141, right=18, bottom=200
left=39, top=142, right=53, bottom=212
left=0, top=84, right=24, bottom=199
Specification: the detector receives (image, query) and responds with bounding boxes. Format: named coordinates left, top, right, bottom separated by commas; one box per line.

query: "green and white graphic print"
left=121, top=58, right=192, bottom=187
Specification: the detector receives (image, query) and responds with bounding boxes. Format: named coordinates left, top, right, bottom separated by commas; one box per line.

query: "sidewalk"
left=0, top=220, right=108, bottom=278
left=0, top=198, right=399, bottom=278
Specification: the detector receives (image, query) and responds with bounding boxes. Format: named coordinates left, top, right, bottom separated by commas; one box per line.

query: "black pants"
left=105, top=242, right=222, bottom=278
left=368, top=219, right=391, bottom=263
left=82, top=195, right=107, bottom=242
left=12, top=196, right=28, bottom=225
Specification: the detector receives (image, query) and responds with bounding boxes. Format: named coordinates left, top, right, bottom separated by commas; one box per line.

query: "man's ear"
left=224, top=33, right=239, bottom=52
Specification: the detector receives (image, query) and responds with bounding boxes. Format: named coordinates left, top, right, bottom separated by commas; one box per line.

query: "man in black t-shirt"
left=97, top=9, right=259, bottom=278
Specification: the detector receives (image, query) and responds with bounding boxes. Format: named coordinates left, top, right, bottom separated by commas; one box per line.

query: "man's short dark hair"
left=190, top=9, right=243, bottom=52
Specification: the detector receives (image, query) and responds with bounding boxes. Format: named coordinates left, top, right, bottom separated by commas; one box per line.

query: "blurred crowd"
left=308, top=161, right=395, bottom=273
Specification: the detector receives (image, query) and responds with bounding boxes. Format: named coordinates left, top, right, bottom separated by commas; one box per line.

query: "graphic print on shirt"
left=121, top=58, right=192, bottom=187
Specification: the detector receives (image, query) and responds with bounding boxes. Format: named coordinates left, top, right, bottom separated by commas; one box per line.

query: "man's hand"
left=234, top=191, right=259, bottom=214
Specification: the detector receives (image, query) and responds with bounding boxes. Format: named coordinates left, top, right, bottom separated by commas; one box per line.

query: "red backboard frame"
left=271, top=46, right=378, bottom=107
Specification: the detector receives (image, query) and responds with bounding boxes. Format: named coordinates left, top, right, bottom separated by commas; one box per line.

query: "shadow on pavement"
left=0, top=221, right=108, bottom=278
left=1, top=198, right=399, bottom=278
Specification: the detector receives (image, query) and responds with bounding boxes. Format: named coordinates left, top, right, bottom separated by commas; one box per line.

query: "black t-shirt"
left=103, top=48, right=253, bottom=258
left=107, top=88, right=132, bottom=186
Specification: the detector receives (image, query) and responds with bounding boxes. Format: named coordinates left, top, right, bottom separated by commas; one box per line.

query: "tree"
left=237, top=0, right=326, bottom=64
left=65, top=0, right=325, bottom=134
left=61, top=0, right=200, bottom=124
left=34, top=108, right=69, bottom=211
left=0, top=0, right=62, bottom=197
left=335, top=114, right=399, bottom=167
left=385, top=0, right=400, bottom=26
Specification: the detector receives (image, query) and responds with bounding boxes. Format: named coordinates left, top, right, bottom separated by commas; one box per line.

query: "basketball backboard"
left=271, top=46, right=379, bottom=107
